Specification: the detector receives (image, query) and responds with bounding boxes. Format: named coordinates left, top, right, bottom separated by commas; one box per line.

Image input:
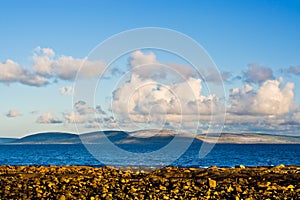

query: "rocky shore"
left=0, top=165, right=299, bottom=199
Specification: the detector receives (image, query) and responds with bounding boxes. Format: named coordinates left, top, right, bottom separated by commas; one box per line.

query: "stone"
left=0, top=165, right=299, bottom=199
left=208, top=178, right=217, bottom=188
left=276, top=164, right=285, bottom=168
left=235, top=185, right=243, bottom=193
left=59, top=195, right=66, bottom=200
left=239, top=165, right=246, bottom=169
left=287, top=185, right=294, bottom=189
left=227, top=185, right=234, bottom=193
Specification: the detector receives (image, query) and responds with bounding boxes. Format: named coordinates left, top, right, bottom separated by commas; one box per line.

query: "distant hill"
left=0, top=138, right=17, bottom=144
left=8, top=132, right=80, bottom=144
left=0, top=130, right=299, bottom=144
left=0, top=130, right=186, bottom=145
left=196, top=132, right=300, bottom=144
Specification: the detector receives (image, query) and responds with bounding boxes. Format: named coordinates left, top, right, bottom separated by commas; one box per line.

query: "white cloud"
left=20, top=73, right=49, bottom=86
left=0, top=59, right=48, bottom=87
left=112, top=73, right=221, bottom=125
left=59, top=86, right=73, bottom=95
left=164, top=63, right=197, bottom=79
left=0, top=59, right=24, bottom=82
left=1, top=47, right=106, bottom=87
left=63, top=101, right=107, bottom=125
left=128, top=50, right=227, bottom=85
left=244, top=64, right=274, bottom=84
left=6, top=110, right=22, bottom=118
left=32, top=49, right=54, bottom=76
left=34, top=46, right=55, bottom=56
left=128, top=50, right=198, bottom=81
left=32, top=47, right=106, bottom=81
left=36, top=113, right=63, bottom=124
left=74, top=100, right=95, bottom=115
left=63, top=111, right=88, bottom=124
left=229, top=78, right=295, bottom=116
left=129, top=50, right=158, bottom=67
left=53, top=56, right=105, bottom=80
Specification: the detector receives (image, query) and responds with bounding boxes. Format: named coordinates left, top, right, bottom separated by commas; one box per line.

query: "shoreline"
left=1, top=165, right=299, bottom=199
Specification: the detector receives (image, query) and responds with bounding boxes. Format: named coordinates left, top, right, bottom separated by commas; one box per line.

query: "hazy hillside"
left=1, top=130, right=300, bottom=144
left=197, top=132, right=300, bottom=144
left=9, top=132, right=81, bottom=144
left=0, top=138, right=17, bottom=144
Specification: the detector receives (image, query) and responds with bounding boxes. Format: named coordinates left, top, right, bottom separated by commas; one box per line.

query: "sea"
left=0, top=140, right=299, bottom=167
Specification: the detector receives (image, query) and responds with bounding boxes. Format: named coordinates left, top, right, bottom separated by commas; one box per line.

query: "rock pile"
left=0, top=165, right=299, bottom=199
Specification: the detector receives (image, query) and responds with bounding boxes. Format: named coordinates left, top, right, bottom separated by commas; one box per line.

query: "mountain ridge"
left=1, top=130, right=299, bottom=144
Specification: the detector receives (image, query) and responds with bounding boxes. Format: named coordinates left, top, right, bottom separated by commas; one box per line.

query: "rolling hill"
left=0, top=130, right=299, bottom=144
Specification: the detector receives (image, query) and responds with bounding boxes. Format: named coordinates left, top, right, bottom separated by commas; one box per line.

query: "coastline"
left=0, top=165, right=299, bottom=199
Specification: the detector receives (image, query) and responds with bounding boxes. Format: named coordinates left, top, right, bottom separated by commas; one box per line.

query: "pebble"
left=0, top=165, right=299, bottom=199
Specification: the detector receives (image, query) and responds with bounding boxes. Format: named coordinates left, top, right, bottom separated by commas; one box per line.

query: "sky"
left=1, top=0, right=300, bottom=137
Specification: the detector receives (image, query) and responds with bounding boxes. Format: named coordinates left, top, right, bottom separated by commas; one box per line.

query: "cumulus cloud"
left=286, top=66, right=300, bottom=75
left=129, top=50, right=158, bottom=68
left=127, top=50, right=166, bottom=80
left=127, top=50, right=227, bottom=85
left=36, top=113, right=63, bottom=124
left=110, top=51, right=226, bottom=128
left=112, top=73, right=221, bottom=125
left=74, top=101, right=95, bottom=115
left=19, top=73, right=49, bottom=86
left=0, top=60, right=24, bottom=82
left=32, top=47, right=106, bottom=81
left=243, top=64, right=274, bottom=84
left=6, top=110, right=22, bottom=118
left=164, top=63, right=198, bottom=79
left=229, top=78, right=295, bottom=116
left=128, top=50, right=196, bottom=81
left=32, top=48, right=54, bottom=76
left=63, top=111, right=88, bottom=124
left=53, top=56, right=105, bottom=80
left=0, top=47, right=106, bottom=87
left=59, top=86, right=73, bottom=95
left=34, top=46, right=55, bottom=56
left=63, top=101, right=107, bottom=125
left=0, top=59, right=48, bottom=87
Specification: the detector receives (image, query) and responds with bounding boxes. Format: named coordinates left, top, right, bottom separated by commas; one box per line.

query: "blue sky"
left=1, top=0, right=300, bottom=137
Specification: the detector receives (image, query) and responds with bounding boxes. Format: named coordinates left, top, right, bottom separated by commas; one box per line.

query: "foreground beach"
left=0, top=165, right=299, bottom=199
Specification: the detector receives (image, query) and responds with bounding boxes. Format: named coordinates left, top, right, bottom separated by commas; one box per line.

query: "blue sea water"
left=0, top=140, right=299, bottom=167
